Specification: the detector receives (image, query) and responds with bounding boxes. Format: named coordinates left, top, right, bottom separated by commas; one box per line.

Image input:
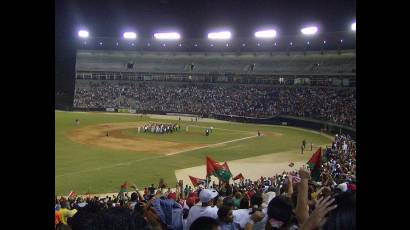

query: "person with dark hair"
left=217, top=205, right=240, bottom=230
left=223, top=197, right=235, bottom=210
left=232, top=196, right=250, bottom=228
left=189, top=216, right=219, bottom=230
left=265, top=196, right=296, bottom=230
left=322, top=192, right=355, bottom=230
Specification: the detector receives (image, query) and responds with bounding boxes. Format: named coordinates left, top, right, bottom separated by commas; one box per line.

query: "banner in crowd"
left=206, top=156, right=232, bottom=182
left=189, top=176, right=206, bottom=187
left=307, top=147, right=322, bottom=181
left=106, top=108, right=115, bottom=112
left=233, top=173, right=244, bottom=181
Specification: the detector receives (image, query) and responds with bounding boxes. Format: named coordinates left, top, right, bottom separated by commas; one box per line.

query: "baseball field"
left=55, top=111, right=332, bottom=196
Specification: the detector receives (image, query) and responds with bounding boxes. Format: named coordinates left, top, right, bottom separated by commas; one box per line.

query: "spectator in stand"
left=74, top=83, right=356, bottom=128
left=55, top=133, right=355, bottom=230
left=185, top=189, right=219, bottom=230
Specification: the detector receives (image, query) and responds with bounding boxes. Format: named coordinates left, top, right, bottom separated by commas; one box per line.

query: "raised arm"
left=295, top=167, right=311, bottom=225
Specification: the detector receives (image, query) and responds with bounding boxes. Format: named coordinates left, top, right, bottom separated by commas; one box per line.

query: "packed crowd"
left=73, top=82, right=356, bottom=127
left=55, top=134, right=356, bottom=230
left=141, top=123, right=180, bottom=134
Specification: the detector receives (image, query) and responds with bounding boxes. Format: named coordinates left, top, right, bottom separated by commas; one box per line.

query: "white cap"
left=337, top=182, right=348, bottom=192
left=199, top=189, right=219, bottom=203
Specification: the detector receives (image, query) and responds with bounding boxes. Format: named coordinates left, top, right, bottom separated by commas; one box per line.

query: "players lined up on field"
left=138, top=122, right=181, bottom=134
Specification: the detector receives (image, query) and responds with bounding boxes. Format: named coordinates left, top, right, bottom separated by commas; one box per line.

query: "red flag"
left=233, top=173, right=244, bottom=181
left=121, top=181, right=128, bottom=189
left=189, top=176, right=206, bottom=186
left=307, top=147, right=322, bottom=168
left=307, top=147, right=322, bottom=181
left=222, top=162, right=232, bottom=174
left=206, top=156, right=220, bottom=176
left=206, top=156, right=232, bottom=181
left=68, top=191, right=77, bottom=199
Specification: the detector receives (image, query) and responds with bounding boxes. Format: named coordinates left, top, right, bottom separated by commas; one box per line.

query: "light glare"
left=351, top=22, right=356, bottom=31
left=78, top=30, right=89, bottom=38
left=154, top=32, right=181, bottom=40
left=123, top=32, right=137, bottom=39
left=301, top=26, right=318, bottom=35
left=254, top=29, right=277, bottom=38
left=208, top=31, right=231, bottom=40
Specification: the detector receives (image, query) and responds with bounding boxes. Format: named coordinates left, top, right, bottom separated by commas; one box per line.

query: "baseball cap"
left=337, top=182, right=348, bottom=192
left=199, top=189, right=219, bottom=203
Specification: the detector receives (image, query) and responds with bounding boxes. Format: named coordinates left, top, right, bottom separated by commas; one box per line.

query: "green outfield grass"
left=55, top=111, right=332, bottom=195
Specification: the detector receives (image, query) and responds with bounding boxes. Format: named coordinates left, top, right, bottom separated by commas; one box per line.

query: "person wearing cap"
left=184, top=189, right=219, bottom=230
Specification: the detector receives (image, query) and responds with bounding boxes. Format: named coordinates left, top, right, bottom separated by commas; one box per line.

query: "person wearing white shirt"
left=233, top=196, right=251, bottom=229
left=184, top=189, right=219, bottom=230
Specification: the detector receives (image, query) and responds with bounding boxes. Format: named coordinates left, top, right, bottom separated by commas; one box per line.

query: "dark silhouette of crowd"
left=55, top=133, right=356, bottom=230
left=74, top=82, right=356, bottom=128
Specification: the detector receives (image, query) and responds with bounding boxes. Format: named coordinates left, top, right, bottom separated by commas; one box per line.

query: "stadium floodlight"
left=154, top=32, right=181, bottom=40
left=123, top=32, right=137, bottom=39
left=208, top=31, right=231, bottom=40
left=78, top=30, right=89, bottom=38
left=254, top=29, right=277, bottom=38
left=301, top=26, right=318, bottom=35
left=351, top=22, right=356, bottom=31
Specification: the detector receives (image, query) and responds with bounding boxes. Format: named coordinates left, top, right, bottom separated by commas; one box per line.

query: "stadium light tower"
left=208, top=31, right=231, bottom=40
left=301, top=26, right=318, bottom=35
left=351, top=22, right=356, bottom=31
left=123, top=32, right=137, bottom=40
left=78, top=30, right=89, bottom=38
left=154, top=32, right=181, bottom=40
left=254, top=29, right=277, bottom=39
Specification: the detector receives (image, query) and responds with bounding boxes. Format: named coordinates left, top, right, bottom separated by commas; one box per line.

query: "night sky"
left=55, top=0, right=356, bottom=92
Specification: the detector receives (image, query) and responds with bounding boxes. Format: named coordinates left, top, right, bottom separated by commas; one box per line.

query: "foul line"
left=55, top=135, right=258, bottom=178
left=187, top=125, right=254, bottom=134
left=165, top=135, right=258, bottom=156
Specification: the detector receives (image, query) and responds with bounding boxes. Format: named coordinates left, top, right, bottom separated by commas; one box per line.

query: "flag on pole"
left=189, top=176, right=206, bottom=187
left=307, top=147, right=322, bottom=181
left=68, top=191, right=77, bottom=199
left=119, top=181, right=128, bottom=193
left=206, top=156, right=232, bottom=182
left=233, top=173, right=245, bottom=181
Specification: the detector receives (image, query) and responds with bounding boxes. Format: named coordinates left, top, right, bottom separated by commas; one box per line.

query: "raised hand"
left=301, top=196, right=338, bottom=230
left=299, top=166, right=311, bottom=180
